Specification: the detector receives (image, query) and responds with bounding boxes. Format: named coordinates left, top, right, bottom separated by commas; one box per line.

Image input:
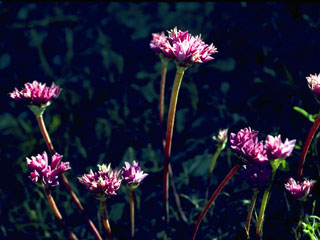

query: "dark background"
left=1, top=2, right=320, bottom=239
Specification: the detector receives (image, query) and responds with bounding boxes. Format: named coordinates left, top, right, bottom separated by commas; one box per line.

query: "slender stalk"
left=129, top=188, right=135, bottom=239
left=159, top=58, right=169, bottom=150
left=255, top=167, right=277, bottom=239
left=163, top=66, right=186, bottom=224
left=191, top=164, right=241, bottom=240
left=205, top=146, right=223, bottom=200
left=245, top=188, right=259, bottom=239
left=44, top=187, right=78, bottom=240
left=100, top=199, right=114, bottom=240
left=36, top=113, right=103, bottom=240
left=297, top=114, right=320, bottom=181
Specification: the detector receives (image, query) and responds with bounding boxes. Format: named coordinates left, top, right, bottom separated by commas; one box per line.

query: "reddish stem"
left=100, top=199, right=114, bottom=240
left=129, top=189, right=135, bottom=239
left=44, top=187, right=78, bottom=240
left=36, top=114, right=103, bottom=240
left=191, top=164, right=241, bottom=240
left=163, top=67, right=186, bottom=224
left=297, top=114, right=320, bottom=181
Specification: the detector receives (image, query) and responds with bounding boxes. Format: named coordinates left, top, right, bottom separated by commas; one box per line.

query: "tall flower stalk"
left=99, top=199, right=114, bottom=240
left=10, top=81, right=103, bottom=240
left=245, top=188, right=259, bottom=238
left=297, top=73, right=320, bottom=180
left=151, top=27, right=218, bottom=224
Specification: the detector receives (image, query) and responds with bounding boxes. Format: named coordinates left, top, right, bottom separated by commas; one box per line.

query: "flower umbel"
left=306, top=73, right=320, bottom=103
left=122, top=161, right=148, bottom=188
left=26, top=151, right=70, bottom=187
left=285, top=178, right=315, bottom=201
left=265, top=135, right=296, bottom=160
left=78, top=164, right=122, bottom=199
left=9, top=81, right=61, bottom=107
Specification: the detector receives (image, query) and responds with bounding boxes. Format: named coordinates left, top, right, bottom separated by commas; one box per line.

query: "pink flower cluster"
left=26, top=152, right=70, bottom=187
left=78, top=164, right=122, bottom=198
left=230, top=127, right=296, bottom=164
left=10, top=81, right=61, bottom=107
left=285, top=178, right=315, bottom=201
left=306, top=73, right=320, bottom=102
left=150, top=27, right=218, bottom=67
left=122, top=161, right=148, bottom=188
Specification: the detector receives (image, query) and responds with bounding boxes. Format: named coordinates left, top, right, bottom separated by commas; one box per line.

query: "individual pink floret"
left=78, top=164, right=122, bottom=198
left=265, top=135, right=296, bottom=160
left=9, top=81, right=61, bottom=106
left=306, top=73, right=320, bottom=102
left=122, top=161, right=148, bottom=187
left=285, top=178, right=315, bottom=201
left=26, top=152, right=70, bottom=187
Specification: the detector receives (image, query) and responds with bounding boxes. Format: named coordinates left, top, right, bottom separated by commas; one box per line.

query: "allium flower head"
left=78, top=164, right=122, bottom=199
left=306, top=73, right=320, bottom=103
left=9, top=81, right=61, bottom=107
left=240, top=162, right=271, bottom=189
left=285, top=178, right=315, bottom=201
left=122, top=160, right=148, bottom=188
left=150, top=27, right=217, bottom=67
left=26, top=152, right=70, bottom=187
left=265, top=135, right=296, bottom=160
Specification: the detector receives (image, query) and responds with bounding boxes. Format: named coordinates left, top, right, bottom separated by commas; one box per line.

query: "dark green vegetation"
left=1, top=2, right=320, bottom=240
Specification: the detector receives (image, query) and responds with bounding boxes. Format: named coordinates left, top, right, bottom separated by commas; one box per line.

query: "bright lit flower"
left=230, top=128, right=259, bottom=154
left=285, top=178, right=315, bottom=201
left=240, top=162, right=271, bottom=189
left=242, top=140, right=268, bottom=163
left=150, top=27, right=217, bottom=67
left=122, top=161, right=148, bottom=188
left=26, top=152, right=70, bottom=187
left=9, top=81, right=61, bottom=107
left=265, top=135, right=296, bottom=160
left=306, top=73, right=320, bottom=102
left=78, top=164, right=122, bottom=199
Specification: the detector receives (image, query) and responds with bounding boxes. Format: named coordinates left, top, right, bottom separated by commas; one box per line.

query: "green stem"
left=35, top=114, right=103, bottom=240
left=129, top=188, right=135, bottom=239
left=159, top=58, right=169, bottom=150
left=255, top=168, right=277, bottom=239
left=205, top=146, right=223, bottom=200
left=245, top=188, right=259, bottom=239
left=100, top=199, right=114, bottom=240
left=44, top=187, right=78, bottom=240
left=191, top=164, right=241, bottom=240
left=297, top=114, right=320, bottom=181
left=163, top=66, right=187, bottom=224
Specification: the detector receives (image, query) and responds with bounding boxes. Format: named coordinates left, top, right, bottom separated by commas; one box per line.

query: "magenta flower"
left=150, top=27, right=217, bottom=67
left=78, top=164, right=122, bottom=199
left=122, top=161, right=148, bottom=188
left=230, top=127, right=259, bottom=153
left=26, top=151, right=70, bottom=187
left=306, top=73, right=320, bottom=102
left=240, top=162, right=271, bottom=189
left=285, top=178, right=315, bottom=201
left=265, top=135, right=296, bottom=160
left=9, top=81, right=61, bottom=107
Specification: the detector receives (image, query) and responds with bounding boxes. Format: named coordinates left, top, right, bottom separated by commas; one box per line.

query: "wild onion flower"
left=150, top=27, right=217, bottom=68
left=230, top=128, right=267, bottom=163
left=78, top=164, right=122, bottom=199
left=285, top=178, right=315, bottom=201
left=240, top=162, right=271, bottom=189
left=122, top=161, right=148, bottom=188
left=9, top=81, right=61, bottom=107
left=306, top=73, right=320, bottom=103
left=265, top=135, right=296, bottom=160
left=26, top=151, right=70, bottom=187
